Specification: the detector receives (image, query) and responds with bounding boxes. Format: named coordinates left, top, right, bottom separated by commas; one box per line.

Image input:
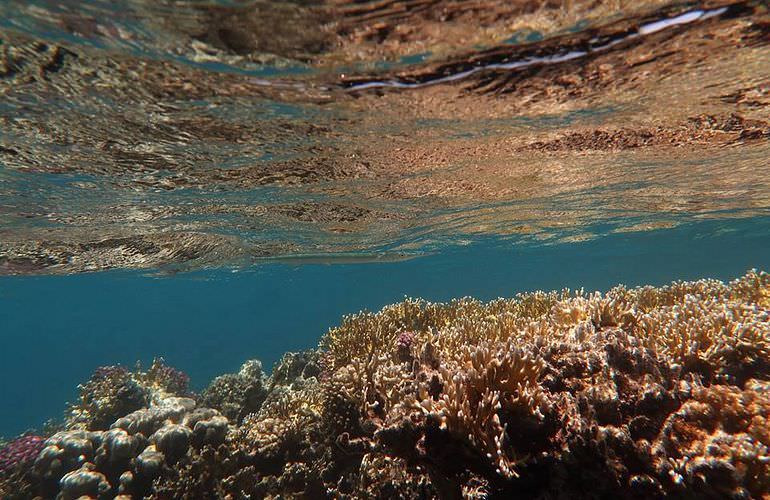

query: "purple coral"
left=396, top=331, right=416, bottom=362
left=0, top=435, right=45, bottom=474
left=397, top=331, right=416, bottom=349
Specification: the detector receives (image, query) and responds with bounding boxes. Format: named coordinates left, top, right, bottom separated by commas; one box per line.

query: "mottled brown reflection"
left=325, top=0, right=678, bottom=64
left=0, top=0, right=769, bottom=273
left=0, top=0, right=679, bottom=68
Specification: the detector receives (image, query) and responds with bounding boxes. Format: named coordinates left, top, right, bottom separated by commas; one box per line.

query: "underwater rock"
left=35, top=431, right=98, bottom=483
left=135, top=445, right=165, bottom=482
left=112, top=396, right=195, bottom=437
left=183, top=409, right=229, bottom=448
left=32, top=393, right=223, bottom=498
left=94, top=428, right=145, bottom=468
left=7, top=270, right=770, bottom=498
left=20, top=357, right=226, bottom=498
left=117, top=470, right=133, bottom=495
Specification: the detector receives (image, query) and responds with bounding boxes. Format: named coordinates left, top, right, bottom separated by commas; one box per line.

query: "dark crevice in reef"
left=0, top=271, right=768, bottom=498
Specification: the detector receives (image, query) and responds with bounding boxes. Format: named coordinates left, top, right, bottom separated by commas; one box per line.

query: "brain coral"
left=3, top=270, right=768, bottom=499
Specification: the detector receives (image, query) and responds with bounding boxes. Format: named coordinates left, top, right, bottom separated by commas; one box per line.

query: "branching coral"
left=67, top=366, right=148, bottom=431
left=316, top=269, right=769, bottom=497
left=0, top=436, right=45, bottom=474
left=6, top=270, right=769, bottom=499
left=141, top=358, right=191, bottom=397
left=0, top=436, right=45, bottom=500
left=381, top=340, right=548, bottom=484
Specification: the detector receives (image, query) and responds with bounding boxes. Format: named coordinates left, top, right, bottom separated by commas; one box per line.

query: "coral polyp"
left=1, top=271, right=768, bottom=498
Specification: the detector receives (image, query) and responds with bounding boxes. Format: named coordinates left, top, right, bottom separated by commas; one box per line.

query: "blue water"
left=2, top=215, right=768, bottom=436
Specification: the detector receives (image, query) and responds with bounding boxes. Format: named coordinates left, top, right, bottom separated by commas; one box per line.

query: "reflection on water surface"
left=1, top=0, right=769, bottom=273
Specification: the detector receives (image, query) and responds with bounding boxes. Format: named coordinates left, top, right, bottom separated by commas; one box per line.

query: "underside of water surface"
left=0, top=0, right=769, bottom=498
left=1, top=0, right=769, bottom=273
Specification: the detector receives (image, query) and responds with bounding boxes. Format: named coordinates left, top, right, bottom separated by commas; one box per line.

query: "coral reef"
left=200, top=360, right=268, bottom=424
left=30, top=395, right=231, bottom=498
left=1, top=270, right=768, bottom=498
left=66, top=359, right=190, bottom=431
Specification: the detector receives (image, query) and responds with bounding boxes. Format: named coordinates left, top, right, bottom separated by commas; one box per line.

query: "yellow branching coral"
left=634, top=294, right=769, bottom=383
left=431, top=342, right=546, bottom=478
left=314, top=270, right=769, bottom=496
left=730, top=269, right=770, bottom=307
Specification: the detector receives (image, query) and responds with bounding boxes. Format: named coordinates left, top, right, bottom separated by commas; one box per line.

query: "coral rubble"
left=1, top=271, right=768, bottom=498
